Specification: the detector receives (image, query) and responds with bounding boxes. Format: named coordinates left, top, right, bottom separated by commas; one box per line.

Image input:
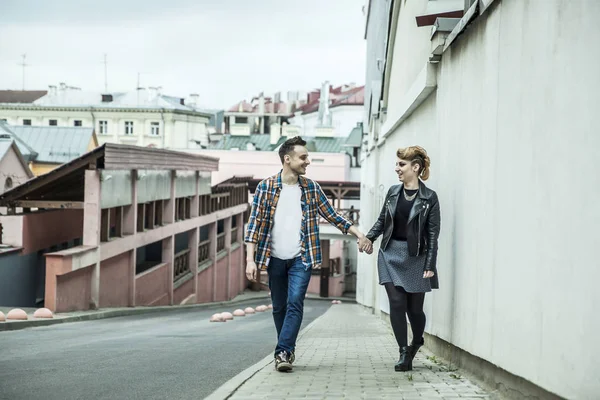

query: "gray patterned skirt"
left=378, top=239, right=431, bottom=293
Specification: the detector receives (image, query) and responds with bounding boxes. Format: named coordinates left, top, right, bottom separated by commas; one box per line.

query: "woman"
left=365, top=145, right=441, bottom=372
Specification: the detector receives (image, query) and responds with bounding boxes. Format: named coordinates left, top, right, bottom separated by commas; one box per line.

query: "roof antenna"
left=18, top=54, right=29, bottom=90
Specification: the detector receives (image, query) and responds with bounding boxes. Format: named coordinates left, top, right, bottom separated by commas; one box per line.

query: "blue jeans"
left=267, top=256, right=311, bottom=356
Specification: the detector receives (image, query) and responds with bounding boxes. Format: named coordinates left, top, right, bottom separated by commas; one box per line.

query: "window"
left=0, top=119, right=7, bottom=123
left=235, top=116, right=248, bottom=124
left=23, top=119, right=31, bottom=126
left=49, top=119, right=57, bottom=126
left=74, top=120, right=82, bottom=127
left=124, top=121, right=134, bottom=135
left=150, top=122, right=160, bottom=136
left=4, top=177, right=13, bottom=190
left=99, top=120, right=108, bottom=135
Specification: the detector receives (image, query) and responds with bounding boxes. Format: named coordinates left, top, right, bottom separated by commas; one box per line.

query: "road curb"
left=0, top=295, right=268, bottom=332
left=0, top=295, right=355, bottom=332
left=204, top=305, right=331, bottom=400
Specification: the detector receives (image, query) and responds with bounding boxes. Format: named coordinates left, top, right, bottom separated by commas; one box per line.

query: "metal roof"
left=304, top=137, right=347, bottom=153
left=0, top=121, right=38, bottom=162
left=0, top=143, right=220, bottom=207
left=0, top=89, right=213, bottom=117
left=343, top=123, right=364, bottom=148
left=9, top=125, right=95, bottom=164
left=207, top=134, right=358, bottom=154
left=0, top=139, right=12, bottom=161
left=208, top=134, right=278, bottom=151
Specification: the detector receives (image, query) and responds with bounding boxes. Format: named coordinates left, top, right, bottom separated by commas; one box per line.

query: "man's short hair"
left=278, top=136, right=307, bottom=164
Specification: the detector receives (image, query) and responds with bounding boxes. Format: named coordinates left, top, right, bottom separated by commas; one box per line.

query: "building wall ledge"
left=380, top=62, right=437, bottom=140
left=174, top=271, right=194, bottom=289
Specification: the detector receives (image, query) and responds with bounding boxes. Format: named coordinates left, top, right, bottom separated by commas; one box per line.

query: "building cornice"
left=0, top=104, right=211, bottom=118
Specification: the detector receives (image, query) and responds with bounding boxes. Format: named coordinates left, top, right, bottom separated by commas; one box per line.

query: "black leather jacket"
left=366, top=182, right=441, bottom=289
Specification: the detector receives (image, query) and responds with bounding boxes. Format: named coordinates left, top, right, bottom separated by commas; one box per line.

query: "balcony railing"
left=198, top=239, right=210, bottom=264
left=319, top=208, right=360, bottom=225
left=199, top=184, right=248, bottom=217
left=173, top=249, right=191, bottom=281
left=216, top=232, right=226, bottom=252
left=231, top=227, right=238, bottom=245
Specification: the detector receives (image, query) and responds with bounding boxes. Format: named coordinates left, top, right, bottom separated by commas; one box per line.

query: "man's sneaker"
left=275, top=351, right=292, bottom=372
left=289, top=350, right=295, bottom=364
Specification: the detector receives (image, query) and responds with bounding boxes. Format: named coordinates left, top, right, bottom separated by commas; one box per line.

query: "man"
left=245, top=136, right=372, bottom=372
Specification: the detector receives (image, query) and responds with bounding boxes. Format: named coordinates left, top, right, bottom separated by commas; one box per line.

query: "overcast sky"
left=0, top=0, right=366, bottom=108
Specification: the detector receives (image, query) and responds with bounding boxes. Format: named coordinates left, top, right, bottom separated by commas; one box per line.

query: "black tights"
left=384, top=283, right=426, bottom=349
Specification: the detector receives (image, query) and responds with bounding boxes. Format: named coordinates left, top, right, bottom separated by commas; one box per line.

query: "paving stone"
left=218, top=304, right=492, bottom=399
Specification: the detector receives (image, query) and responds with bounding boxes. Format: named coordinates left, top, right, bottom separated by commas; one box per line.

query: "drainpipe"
left=160, top=109, right=166, bottom=148
left=89, top=107, right=96, bottom=132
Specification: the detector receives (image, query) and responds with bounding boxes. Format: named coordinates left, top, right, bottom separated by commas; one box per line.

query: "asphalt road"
left=0, top=300, right=331, bottom=400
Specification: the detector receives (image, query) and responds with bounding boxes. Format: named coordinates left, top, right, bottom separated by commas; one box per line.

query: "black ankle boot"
left=410, top=337, right=424, bottom=360
left=395, top=346, right=413, bottom=371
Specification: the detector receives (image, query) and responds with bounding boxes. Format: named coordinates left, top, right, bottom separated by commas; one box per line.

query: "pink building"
left=0, top=143, right=249, bottom=311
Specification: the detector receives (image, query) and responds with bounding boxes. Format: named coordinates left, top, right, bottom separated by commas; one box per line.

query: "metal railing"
left=199, top=185, right=249, bottom=217
left=319, top=208, right=360, bottom=225
left=173, top=249, right=191, bottom=281
left=198, top=239, right=210, bottom=264
left=216, top=232, right=226, bottom=252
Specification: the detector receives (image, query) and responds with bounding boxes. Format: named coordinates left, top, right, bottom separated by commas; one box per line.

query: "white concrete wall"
left=385, top=0, right=432, bottom=109
left=0, top=108, right=209, bottom=149
left=359, top=1, right=600, bottom=399
left=0, top=145, right=31, bottom=194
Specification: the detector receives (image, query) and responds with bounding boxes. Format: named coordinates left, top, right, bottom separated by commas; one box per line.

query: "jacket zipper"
left=417, top=212, right=421, bottom=255
left=416, top=203, right=429, bottom=255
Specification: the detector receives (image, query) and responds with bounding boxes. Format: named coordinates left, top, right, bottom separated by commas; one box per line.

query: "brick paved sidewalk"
left=208, top=304, right=494, bottom=400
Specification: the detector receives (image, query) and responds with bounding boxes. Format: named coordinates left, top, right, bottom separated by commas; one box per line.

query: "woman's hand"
left=423, top=270, right=435, bottom=279
left=358, top=236, right=373, bottom=254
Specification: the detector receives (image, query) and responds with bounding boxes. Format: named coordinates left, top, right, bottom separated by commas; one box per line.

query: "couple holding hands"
left=245, top=136, right=440, bottom=373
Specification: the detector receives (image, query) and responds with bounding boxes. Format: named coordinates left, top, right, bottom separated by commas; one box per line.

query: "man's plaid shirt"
left=244, top=171, right=353, bottom=270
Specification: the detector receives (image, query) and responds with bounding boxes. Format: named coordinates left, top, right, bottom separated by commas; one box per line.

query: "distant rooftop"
left=0, top=121, right=96, bottom=164
left=225, top=83, right=364, bottom=117
left=0, top=90, right=47, bottom=104
left=297, top=85, right=365, bottom=115
left=207, top=131, right=362, bottom=154
left=0, top=84, right=209, bottom=116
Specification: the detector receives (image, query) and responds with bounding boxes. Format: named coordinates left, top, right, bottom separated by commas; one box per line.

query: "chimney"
left=258, top=93, right=265, bottom=115
left=148, top=86, right=158, bottom=101
left=318, top=81, right=331, bottom=127
left=287, top=91, right=298, bottom=103
left=59, top=82, right=67, bottom=91
left=189, top=93, right=199, bottom=107
left=307, top=91, right=320, bottom=104
left=48, top=85, right=57, bottom=96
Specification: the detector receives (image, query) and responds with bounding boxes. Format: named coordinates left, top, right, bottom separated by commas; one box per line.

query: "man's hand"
left=423, top=270, right=435, bottom=279
left=358, top=236, right=373, bottom=255
left=246, top=261, right=258, bottom=282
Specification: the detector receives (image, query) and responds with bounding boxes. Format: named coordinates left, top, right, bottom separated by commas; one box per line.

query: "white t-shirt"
left=270, top=183, right=303, bottom=260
